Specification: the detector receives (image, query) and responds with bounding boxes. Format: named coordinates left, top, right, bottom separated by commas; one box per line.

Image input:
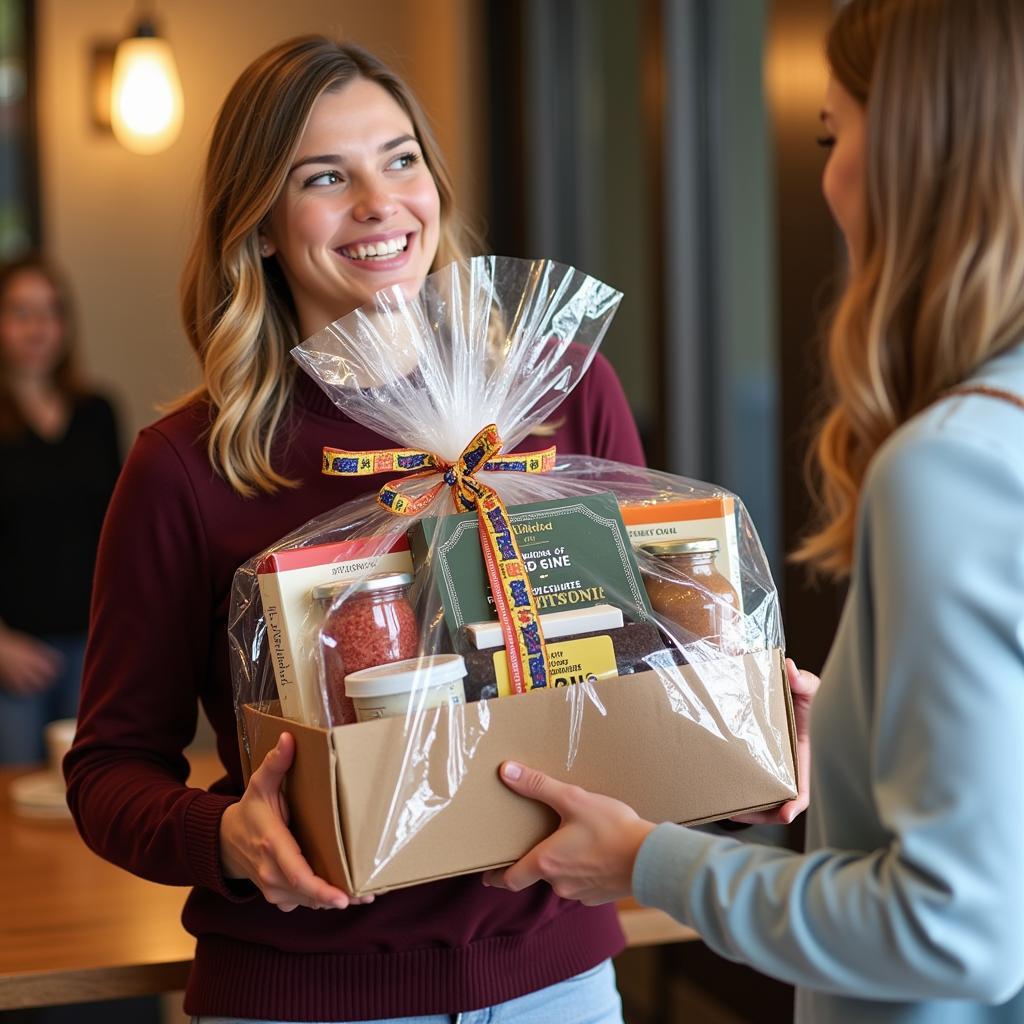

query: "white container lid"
left=345, top=654, right=467, bottom=698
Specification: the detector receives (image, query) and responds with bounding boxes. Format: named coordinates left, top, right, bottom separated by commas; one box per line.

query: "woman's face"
left=0, top=270, right=65, bottom=378
left=264, top=77, right=442, bottom=339
left=820, top=76, right=867, bottom=270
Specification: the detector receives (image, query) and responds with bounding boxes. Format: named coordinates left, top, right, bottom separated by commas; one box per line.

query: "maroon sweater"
left=65, top=353, right=645, bottom=1021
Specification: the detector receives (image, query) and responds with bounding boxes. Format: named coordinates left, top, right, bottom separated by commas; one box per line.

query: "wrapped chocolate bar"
left=228, top=256, right=795, bottom=897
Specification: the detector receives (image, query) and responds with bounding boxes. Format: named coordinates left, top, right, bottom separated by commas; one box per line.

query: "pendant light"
left=109, top=13, right=183, bottom=155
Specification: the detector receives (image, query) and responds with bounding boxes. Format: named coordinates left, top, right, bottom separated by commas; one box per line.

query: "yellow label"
left=492, top=635, right=618, bottom=698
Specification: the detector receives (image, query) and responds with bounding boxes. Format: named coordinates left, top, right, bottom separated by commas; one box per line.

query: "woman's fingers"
left=730, top=793, right=806, bottom=826
left=252, top=732, right=296, bottom=795
left=786, top=658, right=821, bottom=729
left=488, top=761, right=654, bottom=904
left=497, top=761, right=580, bottom=817
left=484, top=840, right=550, bottom=893
left=728, top=659, right=819, bottom=826
left=220, top=732, right=373, bottom=911
left=268, top=826, right=352, bottom=910
left=256, top=840, right=356, bottom=911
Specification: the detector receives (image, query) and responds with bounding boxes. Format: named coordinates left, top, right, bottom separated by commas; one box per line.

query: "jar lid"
left=345, top=654, right=466, bottom=697
left=349, top=570, right=413, bottom=594
left=310, top=581, right=355, bottom=603
left=639, top=538, right=719, bottom=556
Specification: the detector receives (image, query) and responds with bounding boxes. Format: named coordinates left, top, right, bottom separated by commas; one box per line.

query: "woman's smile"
left=263, top=78, right=441, bottom=339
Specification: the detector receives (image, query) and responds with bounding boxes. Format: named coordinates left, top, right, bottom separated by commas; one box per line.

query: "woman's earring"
left=259, top=239, right=273, bottom=258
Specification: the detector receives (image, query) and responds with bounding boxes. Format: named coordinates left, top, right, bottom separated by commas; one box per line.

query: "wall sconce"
left=91, top=12, right=183, bottom=155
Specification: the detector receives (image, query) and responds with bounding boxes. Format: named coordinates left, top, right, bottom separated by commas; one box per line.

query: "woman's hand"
left=482, top=762, right=655, bottom=906
left=219, top=732, right=373, bottom=912
left=729, top=657, right=821, bottom=826
left=0, top=627, right=63, bottom=695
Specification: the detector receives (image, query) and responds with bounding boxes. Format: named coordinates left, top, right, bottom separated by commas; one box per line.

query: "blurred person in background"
left=0, top=256, right=120, bottom=765
left=487, top=1, right=1024, bottom=1021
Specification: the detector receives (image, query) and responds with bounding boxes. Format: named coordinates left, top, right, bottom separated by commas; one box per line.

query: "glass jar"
left=313, top=580, right=354, bottom=724
left=314, top=571, right=420, bottom=724
left=639, top=538, right=743, bottom=654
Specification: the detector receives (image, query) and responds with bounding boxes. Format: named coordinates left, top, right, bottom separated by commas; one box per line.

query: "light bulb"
left=110, top=34, right=183, bottom=155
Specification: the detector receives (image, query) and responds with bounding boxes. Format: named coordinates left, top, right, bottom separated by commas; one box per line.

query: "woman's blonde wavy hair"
left=175, top=37, right=478, bottom=496
left=796, top=0, right=1024, bottom=576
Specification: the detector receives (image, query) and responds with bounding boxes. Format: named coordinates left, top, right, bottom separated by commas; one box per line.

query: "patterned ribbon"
left=323, top=425, right=556, bottom=694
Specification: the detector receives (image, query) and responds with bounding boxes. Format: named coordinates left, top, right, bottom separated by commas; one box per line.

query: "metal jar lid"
left=638, top=538, right=719, bottom=557
left=310, top=580, right=355, bottom=603
left=349, top=570, right=414, bottom=594
left=312, top=572, right=413, bottom=603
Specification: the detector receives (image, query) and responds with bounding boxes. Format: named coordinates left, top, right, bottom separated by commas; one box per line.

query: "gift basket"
left=229, top=256, right=797, bottom=896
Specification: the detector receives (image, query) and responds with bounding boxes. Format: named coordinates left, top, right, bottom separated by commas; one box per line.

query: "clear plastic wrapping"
left=228, top=257, right=794, bottom=894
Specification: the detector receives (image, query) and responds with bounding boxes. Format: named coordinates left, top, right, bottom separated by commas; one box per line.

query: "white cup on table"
left=44, top=718, right=77, bottom=775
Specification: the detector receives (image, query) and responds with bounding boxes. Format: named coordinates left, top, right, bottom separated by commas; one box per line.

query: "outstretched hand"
left=219, top=732, right=374, bottom=912
left=482, top=761, right=655, bottom=906
left=482, top=658, right=820, bottom=903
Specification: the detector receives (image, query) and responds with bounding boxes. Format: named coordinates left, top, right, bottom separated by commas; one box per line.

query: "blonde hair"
left=796, top=0, right=1024, bottom=576
left=176, top=37, right=478, bottom=496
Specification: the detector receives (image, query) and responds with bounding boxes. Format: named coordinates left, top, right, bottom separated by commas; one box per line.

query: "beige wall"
left=36, top=0, right=484, bottom=441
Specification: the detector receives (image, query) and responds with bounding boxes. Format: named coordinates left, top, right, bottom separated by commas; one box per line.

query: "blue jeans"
left=0, top=631, right=85, bottom=765
left=193, top=958, right=623, bottom=1024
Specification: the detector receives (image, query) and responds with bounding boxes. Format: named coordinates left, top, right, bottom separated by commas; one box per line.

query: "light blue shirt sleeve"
left=633, top=427, right=1024, bottom=1004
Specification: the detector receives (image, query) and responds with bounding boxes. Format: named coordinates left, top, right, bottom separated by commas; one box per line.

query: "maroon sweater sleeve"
left=64, top=426, right=246, bottom=900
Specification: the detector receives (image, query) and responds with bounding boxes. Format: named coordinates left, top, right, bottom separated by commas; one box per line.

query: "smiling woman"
left=262, top=79, right=442, bottom=339
left=175, top=38, right=474, bottom=499
left=62, top=34, right=646, bottom=1024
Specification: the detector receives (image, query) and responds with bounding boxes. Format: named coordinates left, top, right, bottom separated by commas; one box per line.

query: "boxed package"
left=256, top=535, right=413, bottom=726
left=230, top=257, right=797, bottom=897
left=242, top=651, right=794, bottom=895
left=620, top=496, right=742, bottom=600
left=409, top=491, right=655, bottom=634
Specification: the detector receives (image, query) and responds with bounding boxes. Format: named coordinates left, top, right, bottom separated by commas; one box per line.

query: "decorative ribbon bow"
left=323, top=425, right=557, bottom=695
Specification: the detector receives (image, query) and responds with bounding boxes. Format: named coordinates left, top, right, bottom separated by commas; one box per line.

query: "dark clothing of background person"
left=0, top=393, right=120, bottom=763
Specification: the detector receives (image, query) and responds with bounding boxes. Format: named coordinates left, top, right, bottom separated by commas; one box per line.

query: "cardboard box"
left=242, top=647, right=797, bottom=897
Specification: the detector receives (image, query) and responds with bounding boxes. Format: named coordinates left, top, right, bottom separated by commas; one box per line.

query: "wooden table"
left=0, top=756, right=694, bottom=1010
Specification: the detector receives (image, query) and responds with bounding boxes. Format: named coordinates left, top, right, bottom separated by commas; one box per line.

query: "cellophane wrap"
left=229, top=256, right=791, bottom=892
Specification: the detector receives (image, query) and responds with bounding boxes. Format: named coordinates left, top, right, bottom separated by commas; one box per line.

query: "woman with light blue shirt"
left=483, top=0, right=1024, bottom=1020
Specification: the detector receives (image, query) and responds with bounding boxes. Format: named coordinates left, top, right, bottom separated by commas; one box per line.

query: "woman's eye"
left=388, top=152, right=421, bottom=171
left=304, top=170, right=343, bottom=187
left=816, top=135, right=836, bottom=152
